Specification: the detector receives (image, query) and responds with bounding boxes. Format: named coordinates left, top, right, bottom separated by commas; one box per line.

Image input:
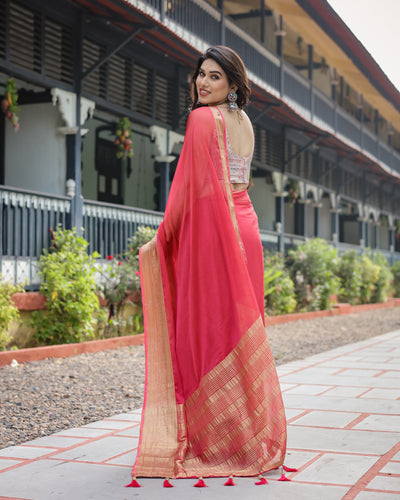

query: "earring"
left=227, top=91, right=238, bottom=112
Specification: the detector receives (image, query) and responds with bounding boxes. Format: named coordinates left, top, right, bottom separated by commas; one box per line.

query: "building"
left=1, top=0, right=400, bottom=286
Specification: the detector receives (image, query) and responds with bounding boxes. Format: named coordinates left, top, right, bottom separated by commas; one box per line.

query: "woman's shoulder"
left=239, top=109, right=253, bottom=128
left=186, top=106, right=216, bottom=133
left=188, top=106, right=214, bottom=122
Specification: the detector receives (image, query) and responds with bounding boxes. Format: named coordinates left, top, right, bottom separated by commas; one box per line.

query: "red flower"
left=135, top=271, right=140, bottom=276
left=107, top=255, right=113, bottom=260
left=118, top=261, right=122, bottom=266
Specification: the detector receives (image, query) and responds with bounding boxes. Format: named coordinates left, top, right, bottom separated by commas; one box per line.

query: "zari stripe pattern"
left=176, top=317, right=287, bottom=477
left=133, top=238, right=178, bottom=477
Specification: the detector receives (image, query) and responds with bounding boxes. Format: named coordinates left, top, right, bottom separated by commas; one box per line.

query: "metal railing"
left=2, top=185, right=400, bottom=284
left=0, top=187, right=163, bottom=285
left=0, top=187, right=70, bottom=260
left=83, top=200, right=163, bottom=257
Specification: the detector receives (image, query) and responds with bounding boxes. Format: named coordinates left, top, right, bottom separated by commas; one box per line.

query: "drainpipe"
left=308, top=44, right=314, bottom=120
left=218, top=0, right=225, bottom=45
left=260, top=0, right=266, bottom=44
left=70, top=14, right=84, bottom=235
left=276, top=15, right=284, bottom=57
left=272, top=171, right=287, bottom=255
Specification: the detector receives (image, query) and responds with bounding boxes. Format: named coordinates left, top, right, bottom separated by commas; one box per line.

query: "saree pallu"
left=133, top=106, right=286, bottom=479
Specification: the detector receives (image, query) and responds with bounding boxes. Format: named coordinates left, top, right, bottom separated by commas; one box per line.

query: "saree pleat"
left=133, top=106, right=286, bottom=478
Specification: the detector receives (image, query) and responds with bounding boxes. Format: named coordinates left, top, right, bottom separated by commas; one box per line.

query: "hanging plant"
left=114, top=117, right=134, bottom=159
left=285, top=179, right=299, bottom=207
left=1, top=78, right=20, bottom=131
left=320, top=57, right=328, bottom=74
left=296, top=36, right=303, bottom=55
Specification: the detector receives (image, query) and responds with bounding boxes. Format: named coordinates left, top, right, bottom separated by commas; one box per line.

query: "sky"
left=327, top=0, right=400, bottom=92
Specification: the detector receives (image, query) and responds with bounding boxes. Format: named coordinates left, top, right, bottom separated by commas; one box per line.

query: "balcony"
left=135, top=0, right=400, bottom=176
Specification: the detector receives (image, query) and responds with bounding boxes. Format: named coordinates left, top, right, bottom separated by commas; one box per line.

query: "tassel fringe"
left=163, top=478, right=174, bottom=488
left=125, top=468, right=296, bottom=488
left=278, top=463, right=298, bottom=481
left=283, top=464, right=298, bottom=472
left=255, top=475, right=268, bottom=485
left=125, top=477, right=141, bottom=488
left=224, top=475, right=235, bottom=486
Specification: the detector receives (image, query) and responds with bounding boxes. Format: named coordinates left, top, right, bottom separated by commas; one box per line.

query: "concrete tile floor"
left=0, top=330, right=399, bottom=500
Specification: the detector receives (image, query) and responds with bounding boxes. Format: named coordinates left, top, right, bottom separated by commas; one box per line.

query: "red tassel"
left=125, top=477, right=141, bottom=488
left=224, top=476, right=235, bottom=486
left=194, top=477, right=207, bottom=487
left=255, top=475, right=268, bottom=485
left=283, top=465, right=298, bottom=472
left=278, top=473, right=291, bottom=482
left=163, top=478, right=174, bottom=488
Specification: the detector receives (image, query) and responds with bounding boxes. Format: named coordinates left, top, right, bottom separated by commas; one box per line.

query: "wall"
left=81, top=113, right=157, bottom=210
left=343, top=220, right=359, bottom=245
left=124, top=132, right=156, bottom=210
left=249, top=178, right=276, bottom=231
left=319, top=197, right=331, bottom=240
left=305, top=203, right=315, bottom=237
left=379, top=226, right=390, bottom=250
left=284, top=201, right=295, bottom=234
left=235, top=15, right=277, bottom=55
left=5, top=103, right=66, bottom=195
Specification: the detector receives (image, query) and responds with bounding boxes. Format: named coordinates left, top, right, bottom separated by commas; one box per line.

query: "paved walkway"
left=0, top=330, right=399, bottom=500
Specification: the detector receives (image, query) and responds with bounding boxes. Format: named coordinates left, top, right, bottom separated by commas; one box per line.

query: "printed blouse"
left=226, top=131, right=252, bottom=184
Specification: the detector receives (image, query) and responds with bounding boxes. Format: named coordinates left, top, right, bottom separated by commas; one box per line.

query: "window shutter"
left=44, top=18, right=73, bottom=84
left=132, top=63, right=152, bottom=117
left=154, top=74, right=173, bottom=126
left=9, top=1, right=41, bottom=73
left=108, top=54, right=131, bottom=109
left=82, top=38, right=107, bottom=99
left=269, top=133, right=283, bottom=170
left=7, top=1, right=73, bottom=84
left=0, top=0, right=6, bottom=60
left=178, top=85, right=190, bottom=131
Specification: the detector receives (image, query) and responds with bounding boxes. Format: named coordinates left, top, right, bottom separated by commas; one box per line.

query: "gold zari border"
left=133, top=238, right=178, bottom=477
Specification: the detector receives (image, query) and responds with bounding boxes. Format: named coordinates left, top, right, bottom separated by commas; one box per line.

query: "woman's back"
left=218, top=107, right=254, bottom=158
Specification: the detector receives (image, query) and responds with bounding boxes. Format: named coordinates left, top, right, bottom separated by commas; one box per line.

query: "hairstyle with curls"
left=190, top=45, right=251, bottom=110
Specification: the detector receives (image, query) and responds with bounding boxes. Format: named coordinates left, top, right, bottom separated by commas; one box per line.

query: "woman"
left=128, top=46, right=287, bottom=485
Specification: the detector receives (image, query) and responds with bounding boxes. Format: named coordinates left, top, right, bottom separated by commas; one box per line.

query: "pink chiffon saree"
left=133, top=106, right=286, bottom=479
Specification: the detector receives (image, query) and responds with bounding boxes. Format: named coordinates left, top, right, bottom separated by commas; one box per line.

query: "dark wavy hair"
left=190, top=45, right=251, bottom=110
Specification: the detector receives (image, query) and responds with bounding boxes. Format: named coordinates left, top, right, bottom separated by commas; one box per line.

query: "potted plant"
left=114, top=117, right=134, bottom=159
left=1, top=78, right=20, bottom=131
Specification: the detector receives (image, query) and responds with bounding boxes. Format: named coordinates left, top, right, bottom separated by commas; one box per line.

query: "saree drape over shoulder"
left=133, top=106, right=286, bottom=479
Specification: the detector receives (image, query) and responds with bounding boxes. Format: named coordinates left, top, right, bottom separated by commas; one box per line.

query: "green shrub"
left=97, top=256, right=138, bottom=337
left=368, top=251, right=393, bottom=303
left=264, top=252, right=296, bottom=315
left=124, top=225, right=158, bottom=301
left=288, top=238, right=340, bottom=311
left=31, top=227, right=103, bottom=345
left=392, top=260, right=400, bottom=298
left=338, top=250, right=363, bottom=305
left=0, top=277, right=24, bottom=350
left=96, top=225, right=157, bottom=336
left=359, top=254, right=380, bottom=304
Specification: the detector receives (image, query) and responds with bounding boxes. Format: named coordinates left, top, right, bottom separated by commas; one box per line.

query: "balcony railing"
left=83, top=200, right=163, bottom=257
left=0, top=187, right=163, bottom=286
left=2, top=186, right=399, bottom=285
left=136, top=0, right=400, bottom=176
